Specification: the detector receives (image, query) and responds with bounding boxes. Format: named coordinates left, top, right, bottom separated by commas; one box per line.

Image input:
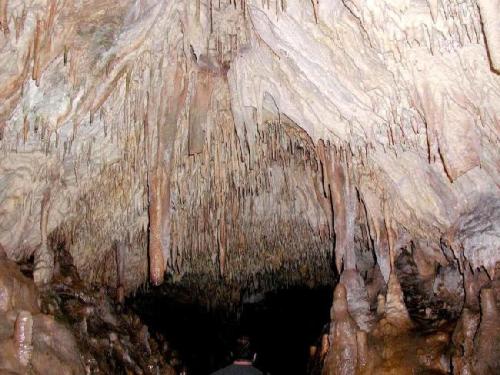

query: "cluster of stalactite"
left=0, top=0, right=498, bottom=347
left=0, top=5, right=337, bottom=299
left=171, top=111, right=334, bottom=283
left=0, top=0, right=344, bottom=296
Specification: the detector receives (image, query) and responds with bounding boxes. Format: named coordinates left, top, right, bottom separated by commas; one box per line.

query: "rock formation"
left=0, top=0, right=499, bottom=373
left=0, top=255, right=84, bottom=374
left=0, top=248, right=180, bottom=374
left=322, top=283, right=360, bottom=375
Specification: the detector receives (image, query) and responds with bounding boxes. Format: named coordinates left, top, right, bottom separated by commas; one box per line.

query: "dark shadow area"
left=243, top=286, right=333, bottom=375
left=128, top=285, right=333, bottom=375
left=395, top=248, right=463, bottom=331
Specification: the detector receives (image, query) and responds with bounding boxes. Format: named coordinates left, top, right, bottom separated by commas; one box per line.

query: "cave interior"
left=0, top=0, right=499, bottom=374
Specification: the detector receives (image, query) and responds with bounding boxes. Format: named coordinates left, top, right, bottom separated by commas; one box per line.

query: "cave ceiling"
left=0, top=0, right=498, bottom=297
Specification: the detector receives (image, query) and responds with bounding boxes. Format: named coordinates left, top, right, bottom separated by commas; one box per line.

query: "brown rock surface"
left=322, top=283, right=359, bottom=375
left=0, top=255, right=179, bottom=374
left=0, top=257, right=83, bottom=374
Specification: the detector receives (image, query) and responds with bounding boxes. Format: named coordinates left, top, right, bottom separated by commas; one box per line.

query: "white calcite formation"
left=0, top=0, right=498, bottom=311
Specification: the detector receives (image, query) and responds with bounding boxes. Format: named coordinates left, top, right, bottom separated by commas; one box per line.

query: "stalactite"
left=0, top=1, right=495, bottom=329
left=383, top=198, right=397, bottom=272
left=32, top=18, right=42, bottom=86
left=210, top=0, right=213, bottom=34
left=196, top=0, right=201, bottom=24
left=0, top=0, right=8, bottom=34
left=34, top=189, right=53, bottom=286
left=218, top=211, right=226, bottom=278
left=330, top=153, right=349, bottom=272
left=311, top=0, right=319, bottom=24
left=478, top=0, right=500, bottom=72
left=115, top=240, right=126, bottom=304
left=315, top=141, right=334, bottom=237
left=46, top=0, right=56, bottom=51
left=463, top=261, right=490, bottom=309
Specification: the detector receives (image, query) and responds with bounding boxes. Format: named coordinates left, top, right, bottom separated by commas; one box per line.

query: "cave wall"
left=0, top=0, right=498, bottom=295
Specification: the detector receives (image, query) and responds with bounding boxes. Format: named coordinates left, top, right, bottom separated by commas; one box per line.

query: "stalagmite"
left=356, top=331, right=369, bottom=372
left=473, top=288, right=500, bottom=373
left=376, top=294, right=386, bottom=315
left=383, top=272, right=412, bottom=331
left=14, top=310, right=33, bottom=367
left=452, top=308, right=480, bottom=373
left=322, top=283, right=360, bottom=375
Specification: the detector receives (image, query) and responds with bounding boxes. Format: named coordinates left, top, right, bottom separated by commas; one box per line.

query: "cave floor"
left=129, top=283, right=457, bottom=375
left=129, top=285, right=333, bottom=375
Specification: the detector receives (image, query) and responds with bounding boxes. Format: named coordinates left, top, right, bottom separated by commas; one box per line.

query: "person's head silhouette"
left=210, top=336, right=262, bottom=374
left=232, top=336, right=256, bottom=362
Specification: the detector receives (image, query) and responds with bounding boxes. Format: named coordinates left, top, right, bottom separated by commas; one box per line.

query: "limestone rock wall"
left=0, top=0, right=498, bottom=295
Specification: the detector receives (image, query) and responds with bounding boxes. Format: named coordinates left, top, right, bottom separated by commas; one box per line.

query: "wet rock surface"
left=0, top=255, right=84, bottom=374
left=0, top=250, right=180, bottom=374
left=309, top=254, right=500, bottom=375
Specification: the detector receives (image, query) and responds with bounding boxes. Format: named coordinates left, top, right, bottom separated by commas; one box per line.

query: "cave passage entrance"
left=129, top=285, right=333, bottom=375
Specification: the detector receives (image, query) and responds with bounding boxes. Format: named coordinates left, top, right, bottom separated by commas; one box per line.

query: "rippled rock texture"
left=1, top=0, right=498, bottom=292
left=0, top=0, right=499, bottom=373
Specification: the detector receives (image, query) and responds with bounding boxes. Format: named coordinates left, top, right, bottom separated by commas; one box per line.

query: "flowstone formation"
left=0, top=0, right=499, bottom=373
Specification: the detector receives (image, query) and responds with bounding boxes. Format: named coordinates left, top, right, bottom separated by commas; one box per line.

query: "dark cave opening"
left=129, top=285, right=333, bottom=375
